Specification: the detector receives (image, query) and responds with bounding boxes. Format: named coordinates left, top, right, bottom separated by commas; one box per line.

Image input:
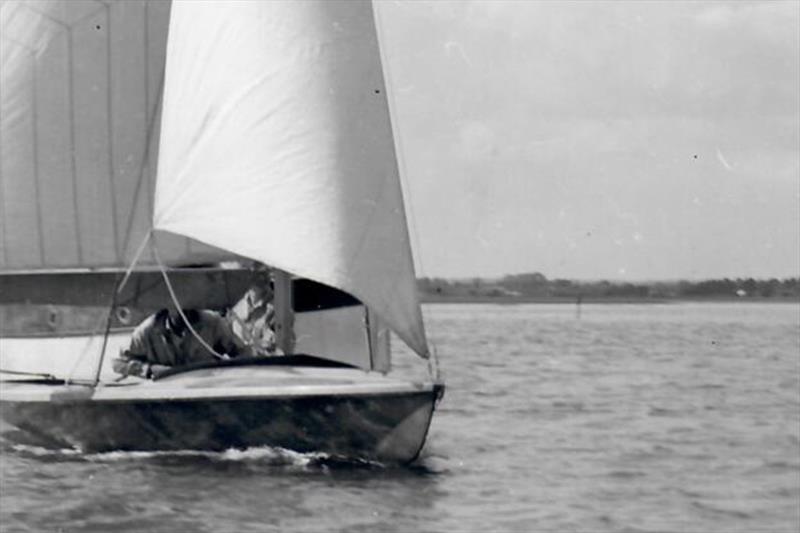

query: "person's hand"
left=262, top=330, right=276, bottom=353
left=112, top=358, right=144, bottom=377
left=127, top=360, right=146, bottom=377
left=148, top=364, right=170, bottom=379
left=111, top=357, right=129, bottom=375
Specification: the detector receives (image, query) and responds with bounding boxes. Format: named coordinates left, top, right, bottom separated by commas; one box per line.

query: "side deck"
left=0, top=362, right=439, bottom=402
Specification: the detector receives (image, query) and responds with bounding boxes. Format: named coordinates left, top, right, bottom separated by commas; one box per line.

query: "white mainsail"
left=154, top=0, right=429, bottom=357
left=0, top=0, right=230, bottom=270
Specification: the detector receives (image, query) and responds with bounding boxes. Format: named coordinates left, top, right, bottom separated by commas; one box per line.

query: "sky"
left=376, top=0, right=799, bottom=280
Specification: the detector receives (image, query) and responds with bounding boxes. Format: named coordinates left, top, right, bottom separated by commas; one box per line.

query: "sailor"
left=226, top=267, right=280, bottom=356
left=113, top=307, right=247, bottom=379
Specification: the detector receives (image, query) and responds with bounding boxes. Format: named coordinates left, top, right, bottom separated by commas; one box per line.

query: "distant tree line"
left=417, top=273, right=800, bottom=301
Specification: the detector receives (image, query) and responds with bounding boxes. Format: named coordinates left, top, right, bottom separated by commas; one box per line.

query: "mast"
left=272, top=268, right=295, bottom=355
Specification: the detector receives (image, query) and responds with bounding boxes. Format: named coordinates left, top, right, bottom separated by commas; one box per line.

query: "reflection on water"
left=2, top=302, right=799, bottom=532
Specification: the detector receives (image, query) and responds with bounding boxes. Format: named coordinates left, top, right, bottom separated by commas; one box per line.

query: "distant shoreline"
left=418, top=274, right=799, bottom=304
left=419, top=295, right=800, bottom=305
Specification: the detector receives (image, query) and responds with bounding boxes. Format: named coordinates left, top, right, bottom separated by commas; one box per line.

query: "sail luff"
left=372, top=0, right=422, bottom=277
left=370, top=1, right=429, bottom=353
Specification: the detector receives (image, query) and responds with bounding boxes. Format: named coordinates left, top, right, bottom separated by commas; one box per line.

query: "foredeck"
left=0, top=364, right=439, bottom=403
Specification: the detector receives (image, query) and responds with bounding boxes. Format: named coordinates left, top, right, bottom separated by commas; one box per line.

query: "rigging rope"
left=0, top=368, right=59, bottom=381
left=118, top=229, right=152, bottom=295
left=92, top=271, right=124, bottom=386
left=66, top=307, right=114, bottom=385
left=84, top=231, right=151, bottom=387
left=150, top=237, right=227, bottom=361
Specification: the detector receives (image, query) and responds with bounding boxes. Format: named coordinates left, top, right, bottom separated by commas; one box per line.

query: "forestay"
left=154, top=1, right=429, bottom=357
left=0, top=0, right=230, bottom=271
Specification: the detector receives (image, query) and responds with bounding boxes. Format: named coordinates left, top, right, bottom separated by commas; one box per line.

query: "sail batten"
left=154, top=0, right=429, bottom=356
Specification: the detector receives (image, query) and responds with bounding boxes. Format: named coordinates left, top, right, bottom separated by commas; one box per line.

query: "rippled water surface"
left=2, top=302, right=799, bottom=532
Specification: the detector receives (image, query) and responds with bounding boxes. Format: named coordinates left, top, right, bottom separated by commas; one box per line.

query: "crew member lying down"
left=113, top=307, right=247, bottom=379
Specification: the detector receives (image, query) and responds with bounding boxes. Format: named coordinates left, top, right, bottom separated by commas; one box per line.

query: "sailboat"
left=0, top=0, right=443, bottom=463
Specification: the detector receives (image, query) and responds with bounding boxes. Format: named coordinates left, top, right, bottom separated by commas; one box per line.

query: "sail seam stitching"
left=31, top=47, right=44, bottom=265
left=104, top=5, right=121, bottom=263
left=67, top=28, right=83, bottom=264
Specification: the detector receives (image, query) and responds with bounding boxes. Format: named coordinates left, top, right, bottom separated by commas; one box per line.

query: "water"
left=2, top=302, right=798, bottom=532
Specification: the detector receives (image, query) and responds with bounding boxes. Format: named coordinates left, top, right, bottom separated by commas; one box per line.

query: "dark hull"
left=1, top=388, right=439, bottom=463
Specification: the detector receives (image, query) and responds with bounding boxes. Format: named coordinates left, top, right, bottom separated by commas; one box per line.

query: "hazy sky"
left=377, top=0, right=799, bottom=280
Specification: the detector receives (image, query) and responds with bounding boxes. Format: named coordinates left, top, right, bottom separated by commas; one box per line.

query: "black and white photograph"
left=0, top=0, right=798, bottom=532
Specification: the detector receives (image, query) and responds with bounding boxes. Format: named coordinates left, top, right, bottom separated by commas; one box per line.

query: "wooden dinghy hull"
left=0, top=363, right=443, bottom=463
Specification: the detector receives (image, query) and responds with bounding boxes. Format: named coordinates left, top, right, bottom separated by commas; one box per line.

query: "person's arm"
left=213, top=314, right=250, bottom=357
left=112, top=356, right=147, bottom=378
left=112, top=317, right=166, bottom=378
left=112, top=350, right=150, bottom=378
left=112, top=325, right=145, bottom=377
left=263, top=303, right=277, bottom=353
left=113, top=352, right=170, bottom=379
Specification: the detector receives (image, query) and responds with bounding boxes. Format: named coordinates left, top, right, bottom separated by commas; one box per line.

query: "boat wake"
left=2, top=437, right=386, bottom=470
